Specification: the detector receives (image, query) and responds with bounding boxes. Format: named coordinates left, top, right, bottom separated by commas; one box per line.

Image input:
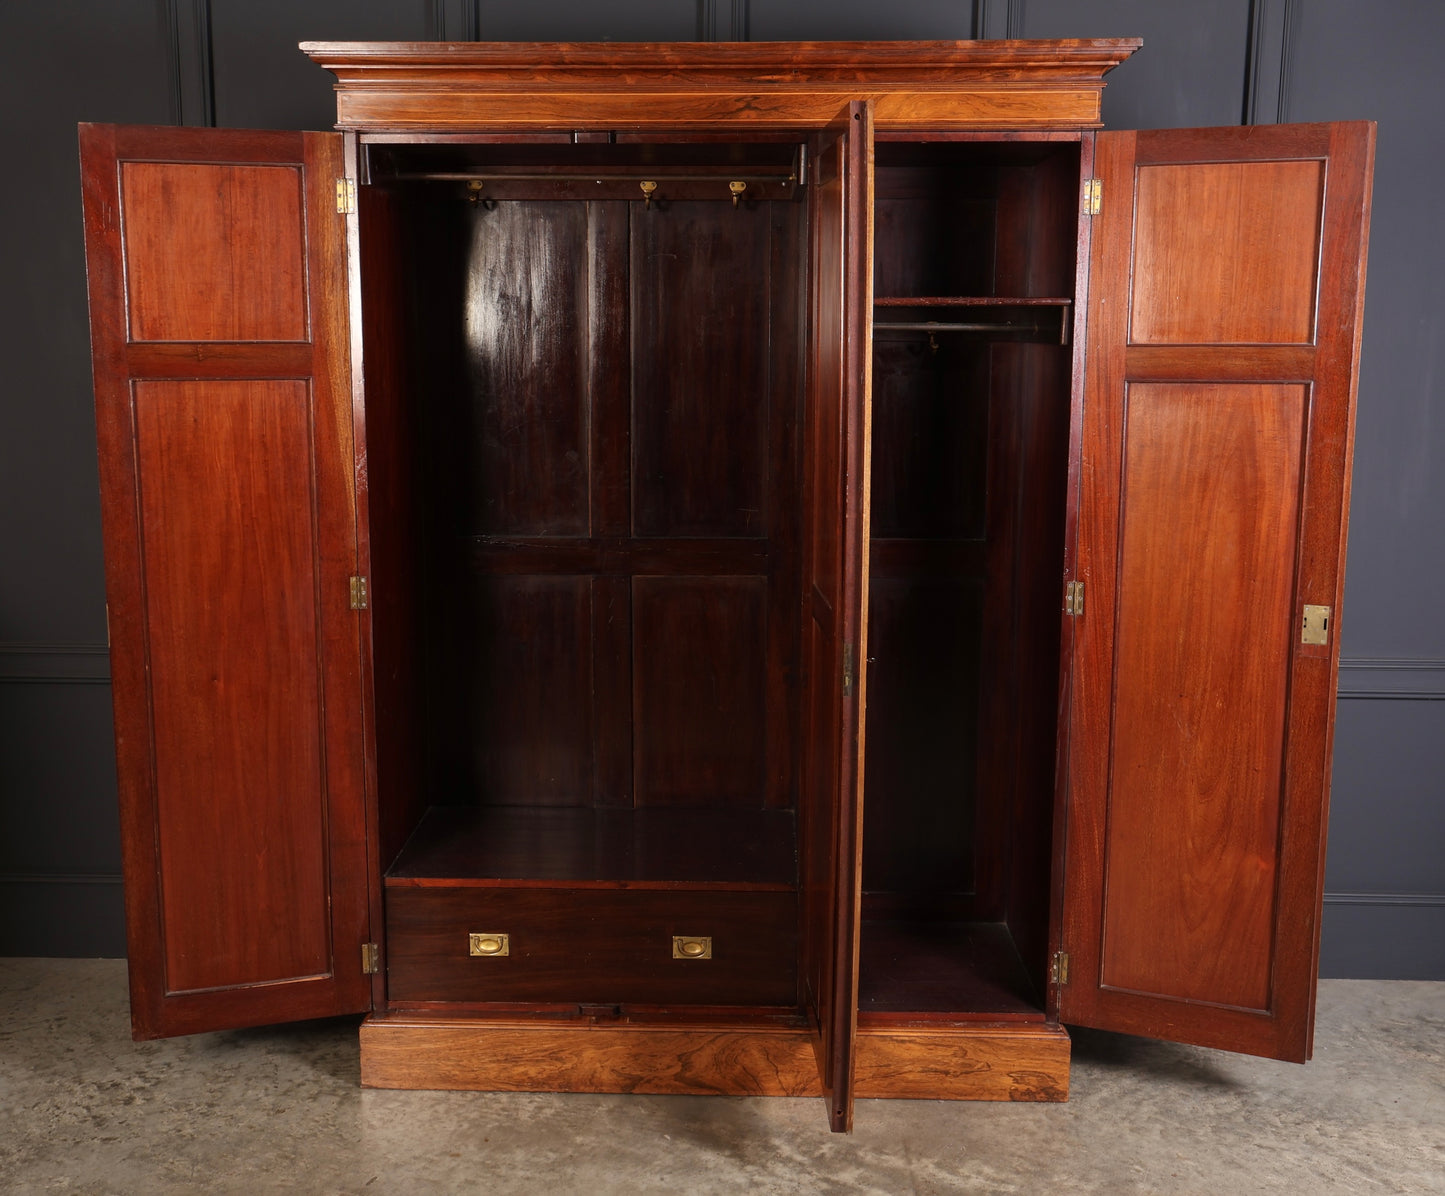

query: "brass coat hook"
left=640, top=180, right=657, bottom=208
left=729, top=180, right=747, bottom=208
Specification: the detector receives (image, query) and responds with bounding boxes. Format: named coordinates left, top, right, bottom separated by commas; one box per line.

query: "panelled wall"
left=2, top=0, right=1440, bottom=977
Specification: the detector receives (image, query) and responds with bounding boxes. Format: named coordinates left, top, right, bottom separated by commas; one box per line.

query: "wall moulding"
left=0, top=644, right=111, bottom=684
left=1336, top=657, right=1445, bottom=701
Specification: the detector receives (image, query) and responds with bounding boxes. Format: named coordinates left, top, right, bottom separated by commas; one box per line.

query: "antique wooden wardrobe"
left=80, top=40, right=1374, bottom=1131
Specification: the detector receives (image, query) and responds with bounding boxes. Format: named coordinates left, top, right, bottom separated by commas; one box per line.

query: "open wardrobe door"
left=799, top=101, right=874, bottom=1131
left=1060, top=122, right=1374, bottom=1061
left=80, top=123, right=372, bottom=1039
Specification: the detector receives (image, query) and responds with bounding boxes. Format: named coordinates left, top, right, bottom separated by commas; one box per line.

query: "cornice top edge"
left=300, top=38, right=1143, bottom=75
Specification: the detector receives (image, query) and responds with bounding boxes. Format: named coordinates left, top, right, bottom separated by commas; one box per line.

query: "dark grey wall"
left=2, top=0, right=1439, bottom=977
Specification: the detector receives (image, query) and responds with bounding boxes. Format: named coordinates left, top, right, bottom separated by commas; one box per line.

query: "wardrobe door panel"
left=121, top=161, right=309, bottom=343
left=81, top=124, right=370, bottom=1038
left=135, top=379, right=331, bottom=993
left=799, top=102, right=873, bottom=1133
left=1063, top=122, right=1374, bottom=1061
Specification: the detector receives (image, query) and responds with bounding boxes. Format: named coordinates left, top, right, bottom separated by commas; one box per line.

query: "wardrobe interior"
left=354, top=133, right=1082, bottom=1022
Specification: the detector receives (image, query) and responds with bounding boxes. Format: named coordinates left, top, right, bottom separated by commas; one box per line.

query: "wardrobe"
left=79, top=39, right=1374, bottom=1131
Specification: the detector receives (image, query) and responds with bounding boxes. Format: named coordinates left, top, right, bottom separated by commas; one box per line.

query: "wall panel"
left=0, top=1, right=172, bottom=958
left=1022, top=0, right=1251, bottom=129
left=474, top=1, right=701, bottom=42
left=210, top=0, right=431, bottom=130
left=751, top=0, right=973, bottom=41
left=1279, top=0, right=1445, bottom=978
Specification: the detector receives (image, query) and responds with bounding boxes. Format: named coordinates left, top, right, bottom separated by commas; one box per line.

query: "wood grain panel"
left=360, top=1014, right=1069, bottom=1100
left=134, top=379, right=328, bottom=993
left=326, top=87, right=1110, bottom=133
left=631, top=202, right=771, bottom=539
left=1129, top=160, right=1323, bottom=345
left=462, top=201, right=591, bottom=536
left=1101, top=383, right=1305, bottom=1010
left=358, top=1011, right=1075, bottom=1097
left=461, top=576, right=595, bottom=805
left=853, top=1022, right=1069, bottom=1100
left=121, top=163, right=307, bottom=343
left=361, top=1015, right=822, bottom=1095
left=632, top=576, right=766, bottom=806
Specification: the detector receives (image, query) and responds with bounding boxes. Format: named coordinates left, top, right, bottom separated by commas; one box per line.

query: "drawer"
left=384, top=886, right=797, bottom=1007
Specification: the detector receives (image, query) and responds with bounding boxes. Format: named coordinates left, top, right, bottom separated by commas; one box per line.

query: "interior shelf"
left=386, top=804, right=797, bottom=890
left=857, top=920, right=1044, bottom=1020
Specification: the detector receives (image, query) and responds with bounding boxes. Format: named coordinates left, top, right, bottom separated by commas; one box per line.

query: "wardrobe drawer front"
left=384, top=886, right=797, bottom=1007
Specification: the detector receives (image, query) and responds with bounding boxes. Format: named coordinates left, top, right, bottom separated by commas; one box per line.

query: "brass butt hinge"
left=842, top=642, right=855, bottom=697
left=1064, top=580, right=1084, bottom=617
left=336, top=177, right=356, bottom=215
left=1083, top=178, right=1102, bottom=216
left=361, top=942, right=380, bottom=974
left=1050, top=950, right=1070, bottom=986
left=349, top=575, right=369, bottom=610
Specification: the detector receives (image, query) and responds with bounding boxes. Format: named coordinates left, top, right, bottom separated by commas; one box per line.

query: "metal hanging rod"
left=873, top=317, right=1071, bottom=347
left=874, top=322, right=1047, bottom=333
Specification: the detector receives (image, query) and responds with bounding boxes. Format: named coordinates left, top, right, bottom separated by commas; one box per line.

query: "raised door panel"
left=121, top=162, right=309, bottom=343
left=1062, top=123, right=1374, bottom=1059
left=799, top=102, right=873, bottom=1133
left=81, top=124, right=370, bottom=1038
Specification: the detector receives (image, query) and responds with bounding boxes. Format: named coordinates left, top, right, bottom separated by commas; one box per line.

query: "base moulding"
left=358, top=1015, right=1071, bottom=1101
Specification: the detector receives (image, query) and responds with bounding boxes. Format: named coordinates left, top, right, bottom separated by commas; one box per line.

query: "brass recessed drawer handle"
left=672, top=935, right=712, bottom=960
left=469, top=932, right=509, bottom=957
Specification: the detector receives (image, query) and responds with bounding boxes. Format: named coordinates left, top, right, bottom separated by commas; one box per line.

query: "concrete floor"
left=0, top=960, right=1440, bottom=1194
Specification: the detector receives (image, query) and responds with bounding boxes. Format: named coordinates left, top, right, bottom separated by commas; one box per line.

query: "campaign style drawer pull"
left=469, top=933, right=509, bottom=957
left=672, top=936, right=712, bottom=960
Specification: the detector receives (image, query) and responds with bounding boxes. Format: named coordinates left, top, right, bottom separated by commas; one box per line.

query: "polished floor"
left=1, top=959, right=1441, bottom=1194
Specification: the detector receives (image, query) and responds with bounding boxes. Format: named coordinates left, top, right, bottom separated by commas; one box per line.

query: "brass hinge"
left=361, top=942, right=380, bottom=974
left=349, top=575, right=369, bottom=610
left=842, top=642, right=854, bottom=697
left=1301, top=604, right=1331, bottom=646
left=1050, top=950, right=1070, bottom=986
left=336, top=177, right=356, bottom=215
left=1064, top=580, right=1084, bottom=617
left=1083, top=178, right=1101, bottom=216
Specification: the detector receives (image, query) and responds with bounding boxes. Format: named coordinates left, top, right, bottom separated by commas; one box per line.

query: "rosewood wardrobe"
left=80, top=40, right=1374, bottom=1131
